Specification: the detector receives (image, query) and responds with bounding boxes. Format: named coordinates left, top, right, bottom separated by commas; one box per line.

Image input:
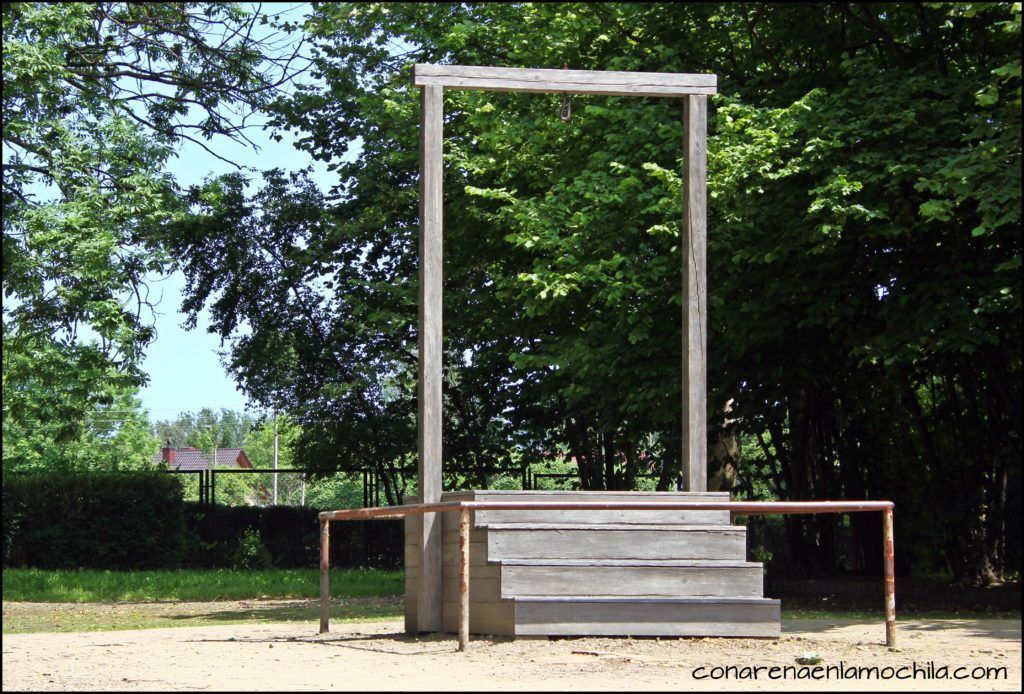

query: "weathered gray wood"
left=417, top=574, right=500, bottom=603
left=445, top=577, right=501, bottom=602
left=406, top=542, right=490, bottom=569
left=404, top=516, right=417, bottom=633
left=486, top=525, right=746, bottom=561
left=443, top=600, right=515, bottom=636
left=444, top=490, right=729, bottom=498
left=416, top=84, right=445, bottom=633
left=501, top=558, right=760, bottom=567
left=471, top=509, right=730, bottom=526
left=682, top=94, right=708, bottom=493
left=412, top=64, right=717, bottom=97
left=501, top=561, right=764, bottom=598
left=514, top=597, right=780, bottom=637
left=439, top=490, right=732, bottom=527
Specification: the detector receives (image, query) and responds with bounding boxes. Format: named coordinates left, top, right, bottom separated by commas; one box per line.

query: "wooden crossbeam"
left=412, top=64, right=717, bottom=97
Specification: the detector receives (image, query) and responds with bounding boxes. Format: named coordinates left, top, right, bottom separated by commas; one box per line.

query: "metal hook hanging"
left=559, top=63, right=571, bottom=122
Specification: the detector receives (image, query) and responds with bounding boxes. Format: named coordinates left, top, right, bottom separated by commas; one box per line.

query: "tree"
left=154, top=408, right=255, bottom=449
left=245, top=413, right=303, bottom=504
left=2, top=2, right=305, bottom=462
left=2, top=339, right=159, bottom=473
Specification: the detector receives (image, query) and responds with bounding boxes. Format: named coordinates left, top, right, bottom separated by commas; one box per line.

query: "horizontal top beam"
left=412, top=64, right=717, bottom=97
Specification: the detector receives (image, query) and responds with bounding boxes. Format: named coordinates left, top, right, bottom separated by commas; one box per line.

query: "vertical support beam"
left=883, top=508, right=896, bottom=647
left=458, top=506, right=471, bottom=651
left=417, top=84, right=444, bottom=632
left=319, top=518, right=330, bottom=633
left=682, top=95, right=708, bottom=492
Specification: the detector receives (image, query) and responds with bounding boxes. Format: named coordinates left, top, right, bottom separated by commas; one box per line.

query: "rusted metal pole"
left=883, top=507, right=896, bottom=647
left=319, top=518, right=330, bottom=634
left=458, top=506, right=470, bottom=652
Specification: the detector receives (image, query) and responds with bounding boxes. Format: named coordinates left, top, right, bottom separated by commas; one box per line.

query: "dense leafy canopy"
left=2, top=2, right=303, bottom=462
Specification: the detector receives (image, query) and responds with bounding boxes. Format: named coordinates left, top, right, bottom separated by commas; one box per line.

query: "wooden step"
left=481, top=523, right=747, bottom=561
left=499, top=559, right=766, bottom=599
left=439, top=491, right=733, bottom=527
left=513, top=596, right=781, bottom=637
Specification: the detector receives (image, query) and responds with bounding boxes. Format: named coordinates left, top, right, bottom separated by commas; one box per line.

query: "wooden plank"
left=441, top=541, right=489, bottom=567
left=416, top=84, right=444, bottom=633
left=443, top=576, right=501, bottom=602
left=682, top=94, right=708, bottom=493
left=412, top=64, right=717, bottom=97
left=407, top=542, right=491, bottom=569
left=481, top=522, right=738, bottom=530
left=515, top=598, right=780, bottom=637
left=501, top=564, right=764, bottom=598
left=487, top=526, right=746, bottom=561
left=404, top=595, right=417, bottom=633
left=442, top=600, right=515, bottom=636
left=455, top=490, right=730, bottom=499
left=500, top=558, right=760, bottom=567
left=413, top=577, right=502, bottom=614
left=471, top=509, right=730, bottom=526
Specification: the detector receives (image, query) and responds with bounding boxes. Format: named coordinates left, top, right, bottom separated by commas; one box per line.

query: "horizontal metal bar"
left=412, top=64, right=717, bottom=97
left=319, top=499, right=894, bottom=522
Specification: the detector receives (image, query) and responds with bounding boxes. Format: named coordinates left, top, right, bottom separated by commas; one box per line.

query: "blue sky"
left=138, top=3, right=340, bottom=422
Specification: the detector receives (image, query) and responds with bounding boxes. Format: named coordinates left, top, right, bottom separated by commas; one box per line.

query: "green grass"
left=2, top=597, right=403, bottom=634
left=2, top=568, right=403, bottom=603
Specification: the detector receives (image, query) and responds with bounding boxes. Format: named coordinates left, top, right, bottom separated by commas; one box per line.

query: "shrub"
left=232, top=527, right=273, bottom=569
left=2, top=473, right=402, bottom=570
left=1, top=472, right=187, bottom=569
left=182, top=503, right=402, bottom=570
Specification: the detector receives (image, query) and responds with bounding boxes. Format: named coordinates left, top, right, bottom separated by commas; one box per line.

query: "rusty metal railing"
left=317, top=500, right=896, bottom=651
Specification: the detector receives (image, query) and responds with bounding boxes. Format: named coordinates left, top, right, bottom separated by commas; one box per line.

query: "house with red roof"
left=154, top=446, right=254, bottom=470
left=155, top=446, right=269, bottom=504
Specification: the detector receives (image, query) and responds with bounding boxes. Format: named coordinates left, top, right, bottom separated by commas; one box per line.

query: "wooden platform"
left=405, top=491, right=781, bottom=637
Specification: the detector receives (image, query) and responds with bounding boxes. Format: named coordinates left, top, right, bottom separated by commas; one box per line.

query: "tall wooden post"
left=417, top=84, right=444, bottom=632
left=682, top=95, right=708, bottom=492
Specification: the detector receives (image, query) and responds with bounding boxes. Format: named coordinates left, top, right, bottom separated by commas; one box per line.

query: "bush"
left=2, top=472, right=403, bottom=570
left=232, top=527, right=273, bottom=569
left=182, top=503, right=402, bottom=570
left=2, top=472, right=187, bottom=569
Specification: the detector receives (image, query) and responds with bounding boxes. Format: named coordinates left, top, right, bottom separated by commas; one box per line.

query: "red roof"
left=155, top=447, right=252, bottom=471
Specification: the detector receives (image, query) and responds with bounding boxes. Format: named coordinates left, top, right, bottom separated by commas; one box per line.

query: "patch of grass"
left=2, top=597, right=403, bottom=634
left=2, top=568, right=403, bottom=603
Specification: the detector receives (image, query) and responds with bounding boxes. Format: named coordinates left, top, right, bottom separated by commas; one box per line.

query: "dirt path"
left=3, top=617, right=1019, bottom=691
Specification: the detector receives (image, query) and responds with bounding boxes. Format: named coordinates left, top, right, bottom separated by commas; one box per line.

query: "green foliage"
left=2, top=567, right=403, bottom=602
left=183, top=503, right=402, bottom=569
left=2, top=2, right=302, bottom=472
left=176, top=472, right=268, bottom=507
left=155, top=408, right=256, bottom=450
left=301, top=473, right=365, bottom=510
left=2, top=375, right=160, bottom=474
left=2, top=473, right=403, bottom=570
left=2, top=472, right=186, bottom=569
left=231, top=527, right=273, bottom=570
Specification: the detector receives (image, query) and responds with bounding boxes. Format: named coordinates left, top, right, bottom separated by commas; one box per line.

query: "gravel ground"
left=2, top=614, right=1019, bottom=691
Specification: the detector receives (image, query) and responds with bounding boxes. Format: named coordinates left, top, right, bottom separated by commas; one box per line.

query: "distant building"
left=155, top=446, right=253, bottom=470
left=155, top=446, right=268, bottom=505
